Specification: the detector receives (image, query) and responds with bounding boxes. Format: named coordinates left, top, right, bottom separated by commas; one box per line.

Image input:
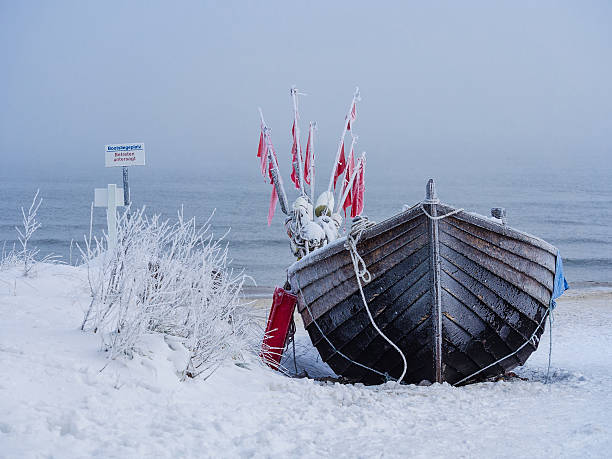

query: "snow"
left=1, top=264, right=611, bottom=458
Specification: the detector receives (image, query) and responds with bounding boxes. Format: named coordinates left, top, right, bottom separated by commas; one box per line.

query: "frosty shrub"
left=80, top=207, right=261, bottom=379
left=0, top=241, right=19, bottom=271
left=1, top=190, right=59, bottom=274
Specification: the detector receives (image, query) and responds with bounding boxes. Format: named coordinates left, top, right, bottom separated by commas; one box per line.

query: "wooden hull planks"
left=288, top=181, right=558, bottom=385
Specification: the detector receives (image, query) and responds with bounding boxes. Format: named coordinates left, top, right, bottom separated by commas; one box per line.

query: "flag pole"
left=336, top=153, right=365, bottom=214
left=327, top=87, right=360, bottom=194
left=343, top=136, right=358, bottom=188
left=308, top=121, right=316, bottom=212
left=258, top=108, right=290, bottom=215
left=268, top=144, right=289, bottom=215
left=335, top=135, right=357, bottom=212
left=291, top=86, right=306, bottom=196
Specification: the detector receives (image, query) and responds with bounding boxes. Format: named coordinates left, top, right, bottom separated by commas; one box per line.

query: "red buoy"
left=261, top=287, right=298, bottom=369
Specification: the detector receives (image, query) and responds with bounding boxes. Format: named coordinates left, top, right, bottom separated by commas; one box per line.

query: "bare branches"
left=1, top=189, right=59, bottom=276
left=78, top=206, right=261, bottom=379
left=15, top=189, right=42, bottom=276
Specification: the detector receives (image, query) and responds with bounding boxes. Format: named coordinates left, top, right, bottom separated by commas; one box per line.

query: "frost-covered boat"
left=287, top=180, right=567, bottom=385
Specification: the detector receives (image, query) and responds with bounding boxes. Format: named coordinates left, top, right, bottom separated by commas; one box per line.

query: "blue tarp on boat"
left=551, top=251, right=569, bottom=309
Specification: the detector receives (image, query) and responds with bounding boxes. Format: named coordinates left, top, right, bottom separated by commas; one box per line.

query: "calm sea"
left=1, top=159, right=610, bottom=291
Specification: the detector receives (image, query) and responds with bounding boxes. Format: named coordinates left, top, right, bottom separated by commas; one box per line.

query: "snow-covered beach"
left=2, top=2, right=611, bottom=457
left=1, top=263, right=610, bottom=458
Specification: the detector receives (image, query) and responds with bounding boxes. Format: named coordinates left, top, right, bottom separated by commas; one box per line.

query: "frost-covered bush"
left=1, top=190, right=59, bottom=275
left=80, top=207, right=261, bottom=379
left=0, top=242, right=19, bottom=271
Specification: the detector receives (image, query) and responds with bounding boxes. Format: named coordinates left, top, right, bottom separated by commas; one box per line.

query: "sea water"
left=1, top=159, right=610, bottom=290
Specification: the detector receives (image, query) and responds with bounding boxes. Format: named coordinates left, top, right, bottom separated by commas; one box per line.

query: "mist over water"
left=1, top=156, right=610, bottom=289
left=1, top=2, right=611, bottom=290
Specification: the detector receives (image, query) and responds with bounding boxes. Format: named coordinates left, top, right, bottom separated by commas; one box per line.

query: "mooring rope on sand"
left=344, top=216, right=408, bottom=384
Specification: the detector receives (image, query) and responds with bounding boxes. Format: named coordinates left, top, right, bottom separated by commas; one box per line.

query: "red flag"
left=290, top=138, right=300, bottom=189
left=342, top=148, right=355, bottom=215
left=267, top=152, right=279, bottom=224
left=346, top=102, right=357, bottom=131
left=304, top=127, right=313, bottom=185
left=257, top=123, right=281, bottom=225
left=260, top=139, right=269, bottom=177
left=333, top=141, right=346, bottom=190
left=257, top=130, right=264, bottom=158
left=268, top=182, right=278, bottom=226
left=350, top=159, right=365, bottom=218
left=260, top=153, right=268, bottom=177
left=258, top=130, right=268, bottom=177
left=290, top=121, right=301, bottom=189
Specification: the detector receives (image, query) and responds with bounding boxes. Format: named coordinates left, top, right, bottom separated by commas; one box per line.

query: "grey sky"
left=1, top=0, right=611, bottom=178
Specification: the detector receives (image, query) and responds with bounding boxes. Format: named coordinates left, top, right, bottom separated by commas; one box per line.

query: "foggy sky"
left=1, top=0, right=611, bottom=179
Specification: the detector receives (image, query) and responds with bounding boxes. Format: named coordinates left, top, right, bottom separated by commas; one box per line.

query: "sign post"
left=94, top=184, right=125, bottom=251
left=122, top=166, right=130, bottom=208
left=104, top=143, right=146, bottom=206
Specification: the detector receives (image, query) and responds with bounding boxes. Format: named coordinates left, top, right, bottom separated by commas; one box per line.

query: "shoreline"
left=243, top=282, right=612, bottom=302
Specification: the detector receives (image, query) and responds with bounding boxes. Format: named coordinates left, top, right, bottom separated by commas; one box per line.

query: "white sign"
left=105, top=143, right=146, bottom=167
left=94, top=186, right=125, bottom=207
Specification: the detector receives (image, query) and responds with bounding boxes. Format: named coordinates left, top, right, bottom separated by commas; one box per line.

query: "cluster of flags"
left=257, top=88, right=366, bottom=225
left=304, top=124, right=314, bottom=186
left=339, top=141, right=365, bottom=218
left=289, top=121, right=301, bottom=190
left=331, top=100, right=357, bottom=190
left=330, top=96, right=365, bottom=218
left=256, top=125, right=281, bottom=225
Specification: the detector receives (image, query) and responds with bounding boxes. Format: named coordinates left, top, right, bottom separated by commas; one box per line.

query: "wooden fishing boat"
left=287, top=179, right=564, bottom=385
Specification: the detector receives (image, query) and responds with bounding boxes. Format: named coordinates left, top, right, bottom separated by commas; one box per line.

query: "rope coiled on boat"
left=344, top=216, right=408, bottom=384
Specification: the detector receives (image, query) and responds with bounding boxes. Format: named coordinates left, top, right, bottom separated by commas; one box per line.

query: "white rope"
left=302, top=298, right=390, bottom=380
left=344, top=217, right=408, bottom=384
left=419, top=201, right=556, bottom=386
left=454, top=303, right=552, bottom=385
left=419, top=203, right=464, bottom=221
left=545, top=308, right=554, bottom=384
left=345, top=221, right=372, bottom=284
left=295, top=216, right=406, bottom=383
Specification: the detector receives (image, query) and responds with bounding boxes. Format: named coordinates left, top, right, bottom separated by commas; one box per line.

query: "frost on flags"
left=333, top=142, right=346, bottom=190
left=346, top=101, right=357, bottom=131
left=350, top=156, right=365, bottom=218
left=289, top=87, right=306, bottom=194
left=256, top=115, right=288, bottom=226
left=341, top=141, right=356, bottom=215
left=304, top=123, right=314, bottom=186
left=329, top=87, right=360, bottom=193
left=255, top=87, right=366, bottom=248
left=290, top=121, right=301, bottom=190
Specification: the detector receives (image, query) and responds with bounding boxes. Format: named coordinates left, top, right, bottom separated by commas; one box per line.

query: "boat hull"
left=288, top=198, right=557, bottom=385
